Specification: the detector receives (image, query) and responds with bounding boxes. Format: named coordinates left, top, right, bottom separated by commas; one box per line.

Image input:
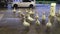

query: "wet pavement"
left=0, top=4, right=60, bottom=34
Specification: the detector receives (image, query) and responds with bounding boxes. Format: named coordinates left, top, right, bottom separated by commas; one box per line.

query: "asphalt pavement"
left=0, top=4, right=60, bottom=34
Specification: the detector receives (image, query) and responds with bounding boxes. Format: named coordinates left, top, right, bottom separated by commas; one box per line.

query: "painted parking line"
left=0, top=14, right=4, bottom=20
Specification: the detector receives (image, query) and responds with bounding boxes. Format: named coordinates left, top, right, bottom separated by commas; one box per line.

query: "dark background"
left=36, top=0, right=56, bottom=1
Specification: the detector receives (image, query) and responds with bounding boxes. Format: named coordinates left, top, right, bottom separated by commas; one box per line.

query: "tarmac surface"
left=0, top=4, right=60, bottom=34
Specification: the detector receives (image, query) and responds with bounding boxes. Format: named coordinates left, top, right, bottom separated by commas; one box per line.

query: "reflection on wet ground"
left=0, top=4, right=60, bottom=34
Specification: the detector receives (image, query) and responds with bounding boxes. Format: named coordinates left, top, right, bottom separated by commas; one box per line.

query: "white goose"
left=36, top=19, right=40, bottom=25
left=29, top=8, right=35, bottom=15
left=18, top=9, right=21, bottom=13
left=27, top=14, right=35, bottom=21
left=35, top=14, right=40, bottom=25
left=57, top=17, right=60, bottom=21
left=54, top=9, right=60, bottom=22
left=13, top=8, right=16, bottom=13
left=59, top=10, right=60, bottom=15
left=25, top=9, right=28, bottom=13
left=23, top=16, right=30, bottom=26
left=56, top=9, right=60, bottom=21
left=36, top=13, right=39, bottom=19
left=18, top=9, right=22, bottom=17
left=46, top=19, right=52, bottom=27
left=25, top=9, right=35, bottom=21
left=42, top=12, right=46, bottom=20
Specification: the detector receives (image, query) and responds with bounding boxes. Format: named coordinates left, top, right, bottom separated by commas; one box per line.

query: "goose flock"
left=12, top=3, right=60, bottom=34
